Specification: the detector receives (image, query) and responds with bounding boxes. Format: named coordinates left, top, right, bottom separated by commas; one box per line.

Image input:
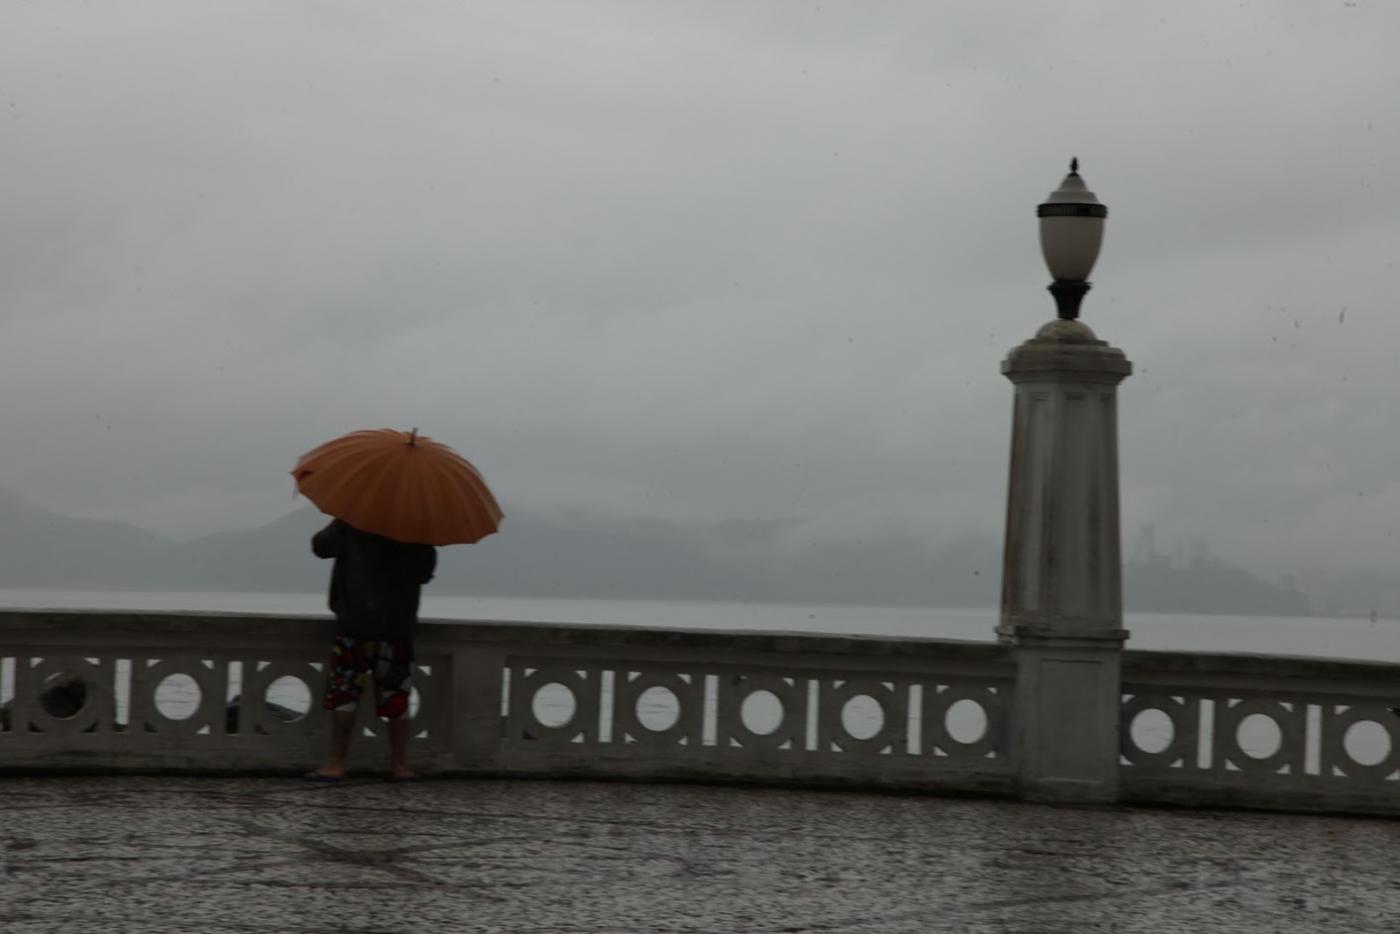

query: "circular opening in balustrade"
left=1344, top=719, right=1391, bottom=766
left=154, top=673, right=201, bottom=721
left=636, top=685, right=681, bottom=732
left=1236, top=713, right=1283, bottom=760
left=841, top=694, right=884, bottom=740
left=946, top=698, right=989, bottom=745
left=740, top=689, right=784, bottom=736
left=1130, top=708, right=1174, bottom=754
left=532, top=682, right=577, bottom=728
left=40, top=672, right=88, bottom=720
left=264, top=676, right=312, bottom=722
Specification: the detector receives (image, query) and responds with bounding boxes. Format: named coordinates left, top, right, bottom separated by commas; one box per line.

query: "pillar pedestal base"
left=1006, top=632, right=1126, bottom=804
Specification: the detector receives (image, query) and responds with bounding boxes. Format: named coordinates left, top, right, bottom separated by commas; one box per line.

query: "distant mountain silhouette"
left=0, top=485, right=1317, bottom=614
left=0, top=487, right=171, bottom=588
left=169, top=508, right=328, bottom=592
left=1124, top=555, right=1311, bottom=616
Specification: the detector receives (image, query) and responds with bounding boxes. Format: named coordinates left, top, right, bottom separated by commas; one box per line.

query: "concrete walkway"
left=2, top=777, right=1399, bottom=933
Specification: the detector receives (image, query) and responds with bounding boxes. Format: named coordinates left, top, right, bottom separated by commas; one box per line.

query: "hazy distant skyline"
left=3, top=2, right=1398, bottom=590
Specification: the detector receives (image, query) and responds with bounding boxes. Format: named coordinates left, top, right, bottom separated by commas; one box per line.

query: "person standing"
left=306, top=518, right=436, bottom=782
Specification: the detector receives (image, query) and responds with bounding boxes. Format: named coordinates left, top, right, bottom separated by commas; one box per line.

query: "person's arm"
left=311, top=519, right=347, bottom=559
left=416, top=545, right=437, bottom=584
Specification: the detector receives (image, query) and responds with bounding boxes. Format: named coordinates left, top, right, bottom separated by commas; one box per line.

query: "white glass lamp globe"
left=1037, top=158, right=1107, bottom=282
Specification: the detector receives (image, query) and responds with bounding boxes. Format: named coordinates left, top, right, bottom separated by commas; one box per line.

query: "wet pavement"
left=2, top=776, right=1399, bottom=933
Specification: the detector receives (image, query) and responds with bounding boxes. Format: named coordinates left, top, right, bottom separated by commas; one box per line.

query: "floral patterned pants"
left=321, top=635, right=413, bottom=719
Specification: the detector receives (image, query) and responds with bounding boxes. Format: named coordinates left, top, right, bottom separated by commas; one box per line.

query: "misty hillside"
left=0, top=487, right=1313, bottom=614
left=0, top=487, right=172, bottom=588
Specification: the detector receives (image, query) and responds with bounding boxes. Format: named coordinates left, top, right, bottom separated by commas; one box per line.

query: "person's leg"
left=313, top=709, right=356, bottom=780
left=387, top=716, right=415, bottom=781
left=312, top=636, right=367, bottom=779
left=373, top=639, right=416, bottom=780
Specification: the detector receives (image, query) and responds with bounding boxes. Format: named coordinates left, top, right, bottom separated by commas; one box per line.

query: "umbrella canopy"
left=291, top=428, right=503, bottom=545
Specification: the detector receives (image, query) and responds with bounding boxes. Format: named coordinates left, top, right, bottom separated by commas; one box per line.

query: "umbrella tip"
left=407, top=427, right=418, bottom=446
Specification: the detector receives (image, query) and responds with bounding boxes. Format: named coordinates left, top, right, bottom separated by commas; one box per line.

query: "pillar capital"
left=1002, top=320, right=1132, bottom=386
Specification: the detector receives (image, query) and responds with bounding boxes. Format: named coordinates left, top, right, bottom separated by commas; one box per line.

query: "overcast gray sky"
left=2, top=1, right=1397, bottom=584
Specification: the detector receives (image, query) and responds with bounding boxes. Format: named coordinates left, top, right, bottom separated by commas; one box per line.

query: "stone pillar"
left=999, top=318, right=1131, bottom=803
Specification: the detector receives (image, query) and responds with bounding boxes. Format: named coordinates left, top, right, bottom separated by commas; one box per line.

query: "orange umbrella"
left=291, top=428, right=503, bottom=545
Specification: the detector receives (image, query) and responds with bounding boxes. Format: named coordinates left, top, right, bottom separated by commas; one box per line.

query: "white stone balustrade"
left=1120, top=650, right=1400, bottom=815
left=10, top=610, right=1400, bottom=816
left=0, top=610, right=1016, bottom=796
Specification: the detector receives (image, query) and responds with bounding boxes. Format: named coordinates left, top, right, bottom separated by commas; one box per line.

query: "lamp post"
left=998, top=159, right=1132, bottom=804
left=1038, top=157, right=1107, bottom=321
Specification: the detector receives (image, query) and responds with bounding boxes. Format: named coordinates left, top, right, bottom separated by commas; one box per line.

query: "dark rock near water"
left=224, top=695, right=305, bottom=734
left=0, top=675, right=93, bottom=732
left=40, top=675, right=88, bottom=719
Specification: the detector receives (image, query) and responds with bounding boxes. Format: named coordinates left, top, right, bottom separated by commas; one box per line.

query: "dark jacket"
left=312, top=519, right=437, bottom=640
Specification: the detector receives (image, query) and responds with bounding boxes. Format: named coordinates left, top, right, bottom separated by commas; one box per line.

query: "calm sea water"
left=2, top=587, right=1396, bottom=661
left=4, top=589, right=1396, bottom=761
